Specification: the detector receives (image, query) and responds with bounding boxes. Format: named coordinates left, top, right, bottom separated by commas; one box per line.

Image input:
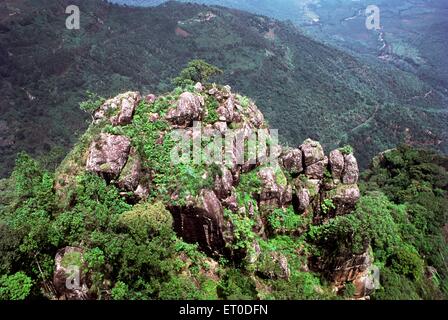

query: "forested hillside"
left=1, top=0, right=447, bottom=178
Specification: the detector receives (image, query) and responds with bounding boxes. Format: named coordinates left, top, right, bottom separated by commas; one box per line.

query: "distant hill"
left=115, top=0, right=448, bottom=89
left=0, top=0, right=447, bottom=177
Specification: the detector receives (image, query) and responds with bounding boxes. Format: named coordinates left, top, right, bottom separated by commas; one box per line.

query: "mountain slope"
left=0, top=0, right=447, bottom=177
left=116, top=0, right=448, bottom=89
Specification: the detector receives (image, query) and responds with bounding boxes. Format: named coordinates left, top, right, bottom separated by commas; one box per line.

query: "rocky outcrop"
left=217, top=95, right=235, bottom=122
left=94, top=91, right=141, bottom=126
left=80, top=84, right=361, bottom=258
left=312, top=249, right=378, bottom=299
left=170, top=189, right=226, bottom=255
left=329, top=149, right=344, bottom=181
left=300, top=140, right=329, bottom=179
left=86, top=133, right=131, bottom=181
left=342, top=154, right=359, bottom=184
left=300, top=139, right=325, bottom=166
left=279, top=148, right=303, bottom=174
left=53, top=247, right=91, bottom=300
left=117, top=148, right=142, bottom=192
left=258, top=167, right=292, bottom=209
left=326, top=184, right=361, bottom=216
left=213, top=166, right=233, bottom=200
left=166, top=92, right=205, bottom=126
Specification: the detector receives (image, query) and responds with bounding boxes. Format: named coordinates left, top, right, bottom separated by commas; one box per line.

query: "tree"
left=173, top=60, right=223, bottom=87
left=79, top=91, right=105, bottom=120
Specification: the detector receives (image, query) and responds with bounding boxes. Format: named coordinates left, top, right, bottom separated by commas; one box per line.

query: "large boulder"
left=329, top=149, right=345, bottom=181
left=53, top=247, right=91, bottom=300
left=166, top=92, right=205, bottom=126
left=305, top=157, right=328, bottom=179
left=94, top=91, right=140, bottom=126
left=295, top=187, right=311, bottom=212
left=258, top=167, right=291, bottom=208
left=326, top=184, right=360, bottom=216
left=170, top=190, right=226, bottom=254
left=86, top=133, right=131, bottom=180
left=342, top=154, right=359, bottom=184
left=279, top=148, right=303, bottom=174
left=117, top=148, right=142, bottom=192
left=300, top=139, right=325, bottom=166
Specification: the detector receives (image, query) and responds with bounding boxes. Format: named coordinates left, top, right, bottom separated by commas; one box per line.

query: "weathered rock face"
left=280, top=149, right=303, bottom=174
left=214, top=166, right=233, bottom=200
left=342, top=154, right=359, bottom=184
left=94, top=91, right=141, bottom=126
left=329, top=149, right=345, bottom=181
left=86, top=133, right=131, bottom=181
left=117, top=148, right=142, bottom=192
left=53, top=247, right=91, bottom=300
left=300, top=139, right=325, bottom=166
left=166, top=92, right=205, bottom=126
left=326, top=184, right=361, bottom=216
left=295, top=186, right=311, bottom=212
left=305, top=157, right=328, bottom=180
left=312, top=249, right=378, bottom=299
left=258, top=167, right=291, bottom=208
left=217, top=95, right=235, bottom=122
left=171, top=190, right=226, bottom=254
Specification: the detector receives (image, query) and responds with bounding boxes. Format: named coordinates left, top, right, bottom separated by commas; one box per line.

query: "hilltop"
left=0, top=69, right=447, bottom=299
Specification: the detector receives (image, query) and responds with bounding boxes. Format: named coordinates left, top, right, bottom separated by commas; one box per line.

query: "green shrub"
left=339, top=145, right=354, bottom=155
left=0, top=272, right=33, bottom=300
left=218, top=269, right=257, bottom=300
left=111, top=281, right=129, bottom=300
left=119, top=202, right=173, bottom=240
left=389, top=244, right=424, bottom=280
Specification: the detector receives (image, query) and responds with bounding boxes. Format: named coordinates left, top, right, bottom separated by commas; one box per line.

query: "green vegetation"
left=0, top=31, right=446, bottom=300
left=173, top=59, right=223, bottom=87
left=321, top=199, right=336, bottom=215
left=0, top=272, right=33, bottom=300
left=339, top=145, right=354, bottom=155
left=268, top=206, right=311, bottom=233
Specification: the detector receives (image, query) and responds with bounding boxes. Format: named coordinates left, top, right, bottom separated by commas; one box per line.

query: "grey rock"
left=117, top=148, right=141, bottom=191
left=342, top=154, right=359, bottom=184
left=280, top=148, right=303, bottom=174
left=329, top=149, right=345, bottom=180
left=53, top=247, right=91, bottom=300
left=86, top=134, right=131, bottom=180
left=305, top=157, right=328, bottom=179
left=166, top=92, right=204, bottom=125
